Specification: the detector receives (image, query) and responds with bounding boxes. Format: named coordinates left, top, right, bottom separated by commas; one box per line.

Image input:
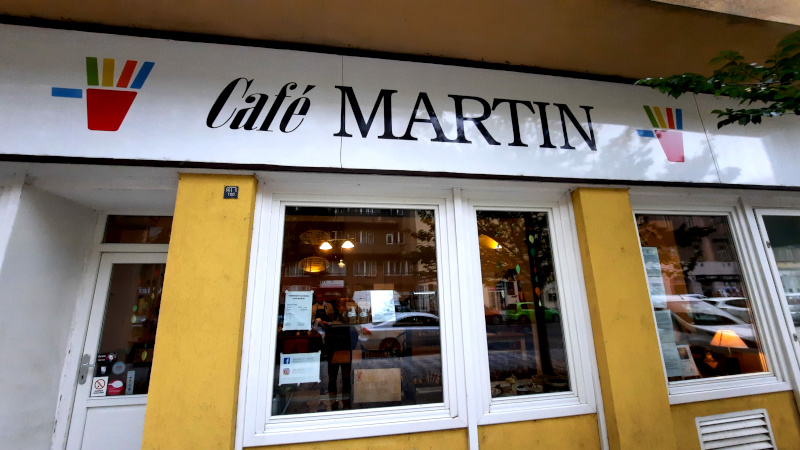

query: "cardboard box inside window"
left=353, top=368, right=401, bottom=403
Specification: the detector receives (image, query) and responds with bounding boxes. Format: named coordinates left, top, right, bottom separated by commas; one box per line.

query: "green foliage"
left=635, top=31, right=800, bottom=128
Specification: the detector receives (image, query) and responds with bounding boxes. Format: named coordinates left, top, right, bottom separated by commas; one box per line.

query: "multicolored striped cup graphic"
left=637, top=106, right=684, bottom=162
left=52, top=57, right=154, bottom=131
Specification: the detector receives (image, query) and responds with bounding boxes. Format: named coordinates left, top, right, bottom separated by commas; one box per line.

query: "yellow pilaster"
left=141, top=173, right=257, bottom=449
left=571, top=188, right=677, bottom=450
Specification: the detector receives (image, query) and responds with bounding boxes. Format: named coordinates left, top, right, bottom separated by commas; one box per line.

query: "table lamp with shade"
left=710, top=329, right=748, bottom=356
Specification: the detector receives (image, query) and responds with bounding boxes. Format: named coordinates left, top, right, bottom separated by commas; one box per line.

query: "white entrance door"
left=754, top=210, right=800, bottom=365
left=66, top=253, right=167, bottom=450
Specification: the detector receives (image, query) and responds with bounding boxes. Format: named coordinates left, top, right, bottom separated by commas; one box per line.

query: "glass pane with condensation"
left=762, top=215, right=800, bottom=339
left=272, top=207, right=442, bottom=416
left=636, top=214, right=767, bottom=383
left=95, top=263, right=166, bottom=395
left=476, top=211, right=570, bottom=398
left=103, top=215, right=172, bottom=244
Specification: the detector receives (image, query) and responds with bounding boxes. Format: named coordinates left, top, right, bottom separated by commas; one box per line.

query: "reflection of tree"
left=408, top=210, right=437, bottom=278
left=637, top=216, right=717, bottom=291
left=477, top=211, right=556, bottom=375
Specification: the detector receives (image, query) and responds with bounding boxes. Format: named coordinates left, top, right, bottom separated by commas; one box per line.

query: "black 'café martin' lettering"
left=207, top=79, right=597, bottom=150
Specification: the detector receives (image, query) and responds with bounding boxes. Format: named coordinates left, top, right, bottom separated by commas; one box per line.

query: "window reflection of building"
left=273, top=207, right=443, bottom=416
left=476, top=211, right=569, bottom=397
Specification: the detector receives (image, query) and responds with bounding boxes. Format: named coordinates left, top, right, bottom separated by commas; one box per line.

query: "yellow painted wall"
left=571, top=188, right=676, bottom=450
left=256, top=428, right=468, bottom=450
left=479, top=414, right=600, bottom=449
left=141, top=174, right=257, bottom=449
left=671, top=391, right=800, bottom=449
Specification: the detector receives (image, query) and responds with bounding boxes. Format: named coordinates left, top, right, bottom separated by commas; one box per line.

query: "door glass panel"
left=762, top=215, right=800, bottom=336
left=476, top=211, right=570, bottom=397
left=95, top=263, right=165, bottom=395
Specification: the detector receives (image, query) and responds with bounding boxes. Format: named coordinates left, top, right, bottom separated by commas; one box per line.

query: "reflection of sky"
left=697, top=94, right=800, bottom=187
left=707, top=135, right=774, bottom=185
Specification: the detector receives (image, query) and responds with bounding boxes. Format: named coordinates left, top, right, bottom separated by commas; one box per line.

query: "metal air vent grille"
left=696, top=409, right=776, bottom=450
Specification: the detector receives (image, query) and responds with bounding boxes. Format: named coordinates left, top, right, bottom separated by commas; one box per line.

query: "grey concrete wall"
left=0, top=185, right=96, bottom=449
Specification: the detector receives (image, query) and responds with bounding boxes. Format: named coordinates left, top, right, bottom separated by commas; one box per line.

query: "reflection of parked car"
left=786, top=294, right=800, bottom=327
left=356, top=312, right=440, bottom=356
left=666, top=297, right=756, bottom=348
left=703, top=297, right=752, bottom=323
left=485, top=306, right=503, bottom=325
left=502, top=302, right=560, bottom=324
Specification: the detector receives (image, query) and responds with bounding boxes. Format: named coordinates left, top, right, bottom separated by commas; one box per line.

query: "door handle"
left=77, top=354, right=95, bottom=385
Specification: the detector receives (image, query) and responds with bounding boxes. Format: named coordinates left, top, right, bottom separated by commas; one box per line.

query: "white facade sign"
left=283, top=291, right=313, bottom=331
left=2, top=24, right=800, bottom=186
left=278, top=352, right=321, bottom=385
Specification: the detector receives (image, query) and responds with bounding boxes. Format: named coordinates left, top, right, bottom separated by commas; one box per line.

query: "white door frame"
left=51, top=210, right=171, bottom=450
left=65, top=252, right=168, bottom=450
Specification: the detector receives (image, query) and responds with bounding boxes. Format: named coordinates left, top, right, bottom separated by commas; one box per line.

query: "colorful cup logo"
left=637, top=105, right=685, bottom=163
left=107, top=379, right=124, bottom=396
left=52, top=57, right=155, bottom=131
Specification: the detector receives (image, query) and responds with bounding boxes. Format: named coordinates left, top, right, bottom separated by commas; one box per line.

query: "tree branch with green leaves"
left=636, top=31, right=800, bottom=128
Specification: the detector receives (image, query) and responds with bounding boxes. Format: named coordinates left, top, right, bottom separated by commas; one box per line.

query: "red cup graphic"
left=107, top=379, right=124, bottom=396
left=86, top=89, right=138, bottom=131
left=654, top=129, right=685, bottom=162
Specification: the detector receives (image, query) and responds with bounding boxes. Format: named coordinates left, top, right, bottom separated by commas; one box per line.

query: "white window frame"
left=239, top=181, right=467, bottom=447
left=458, top=186, right=599, bottom=426
left=237, top=175, right=601, bottom=449
left=630, top=189, right=795, bottom=404
left=741, top=193, right=800, bottom=406
left=385, top=233, right=394, bottom=245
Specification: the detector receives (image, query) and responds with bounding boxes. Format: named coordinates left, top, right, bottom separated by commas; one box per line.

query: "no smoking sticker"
left=91, top=376, right=108, bottom=397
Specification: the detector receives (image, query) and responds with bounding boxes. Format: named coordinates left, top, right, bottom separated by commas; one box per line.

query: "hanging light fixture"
left=479, top=234, right=503, bottom=249
left=338, top=259, right=345, bottom=268
left=318, top=238, right=354, bottom=250
left=299, top=256, right=330, bottom=273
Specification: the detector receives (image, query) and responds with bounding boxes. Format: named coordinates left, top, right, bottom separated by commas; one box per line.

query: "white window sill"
left=668, top=375, right=791, bottom=405
left=479, top=393, right=595, bottom=425
left=244, top=407, right=465, bottom=447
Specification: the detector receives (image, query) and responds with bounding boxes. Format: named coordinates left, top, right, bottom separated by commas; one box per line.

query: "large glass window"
left=475, top=211, right=569, bottom=397
left=636, top=214, right=767, bottom=382
left=271, top=207, right=442, bottom=415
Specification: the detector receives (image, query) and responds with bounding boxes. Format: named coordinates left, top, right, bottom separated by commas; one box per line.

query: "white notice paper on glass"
left=279, top=352, right=321, bottom=385
left=676, top=344, right=700, bottom=377
left=661, top=343, right=684, bottom=378
left=641, top=247, right=666, bottom=308
left=369, top=290, right=397, bottom=323
left=283, top=291, right=313, bottom=331
left=654, top=310, right=676, bottom=345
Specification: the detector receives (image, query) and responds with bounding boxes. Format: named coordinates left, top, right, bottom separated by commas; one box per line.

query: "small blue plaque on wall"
left=224, top=186, right=239, bottom=199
